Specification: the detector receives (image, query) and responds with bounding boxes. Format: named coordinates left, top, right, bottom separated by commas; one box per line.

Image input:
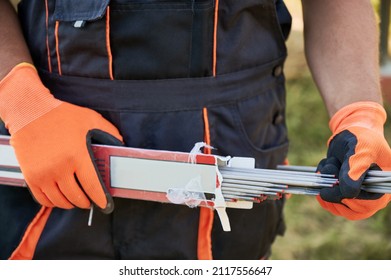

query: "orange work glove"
left=316, top=101, right=391, bottom=220
left=0, top=63, right=123, bottom=213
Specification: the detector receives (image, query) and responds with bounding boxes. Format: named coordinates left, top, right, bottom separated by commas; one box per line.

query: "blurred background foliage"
left=271, top=0, right=391, bottom=259
left=8, top=0, right=391, bottom=259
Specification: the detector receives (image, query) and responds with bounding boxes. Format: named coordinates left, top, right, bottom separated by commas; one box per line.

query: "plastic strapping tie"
left=166, top=142, right=214, bottom=208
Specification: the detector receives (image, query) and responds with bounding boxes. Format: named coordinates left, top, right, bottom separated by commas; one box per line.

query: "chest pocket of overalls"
left=53, top=0, right=215, bottom=80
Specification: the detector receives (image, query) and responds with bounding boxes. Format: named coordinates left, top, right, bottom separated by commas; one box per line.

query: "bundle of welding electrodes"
left=219, top=165, right=391, bottom=202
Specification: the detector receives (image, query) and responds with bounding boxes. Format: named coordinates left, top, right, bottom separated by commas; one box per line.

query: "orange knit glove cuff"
left=0, top=63, right=62, bottom=135
left=329, top=101, right=386, bottom=136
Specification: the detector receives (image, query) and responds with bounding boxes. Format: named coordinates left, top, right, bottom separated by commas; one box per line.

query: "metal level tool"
left=0, top=135, right=252, bottom=231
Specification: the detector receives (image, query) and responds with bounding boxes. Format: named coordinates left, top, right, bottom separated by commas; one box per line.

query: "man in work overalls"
left=0, top=0, right=390, bottom=259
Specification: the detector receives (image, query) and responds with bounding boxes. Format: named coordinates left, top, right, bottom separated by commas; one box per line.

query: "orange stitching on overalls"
left=212, top=0, right=219, bottom=77
left=106, top=6, right=114, bottom=80
left=9, top=207, right=53, bottom=260
left=44, top=0, right=52, bottom=73
left=54, top=21, right=62, bottom=75
left=197, top=107, right=214, bottom=260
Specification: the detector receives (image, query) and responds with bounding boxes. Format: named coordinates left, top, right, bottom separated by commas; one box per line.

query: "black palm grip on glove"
left=317, top=130, right=384, bottom=203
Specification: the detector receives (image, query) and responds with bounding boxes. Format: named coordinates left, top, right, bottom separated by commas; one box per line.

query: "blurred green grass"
left=271, top=1, right=391, bottom=259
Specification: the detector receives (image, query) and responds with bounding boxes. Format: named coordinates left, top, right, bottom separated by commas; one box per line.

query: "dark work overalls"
left=0, top=0, right=291, bottom=259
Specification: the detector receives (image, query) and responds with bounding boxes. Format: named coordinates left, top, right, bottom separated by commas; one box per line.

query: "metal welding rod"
left=220, top=172, right=335, bottom=188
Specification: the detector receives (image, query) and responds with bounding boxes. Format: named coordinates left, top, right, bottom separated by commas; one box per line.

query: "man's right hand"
left=0, top=63, right=123, bottom=213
